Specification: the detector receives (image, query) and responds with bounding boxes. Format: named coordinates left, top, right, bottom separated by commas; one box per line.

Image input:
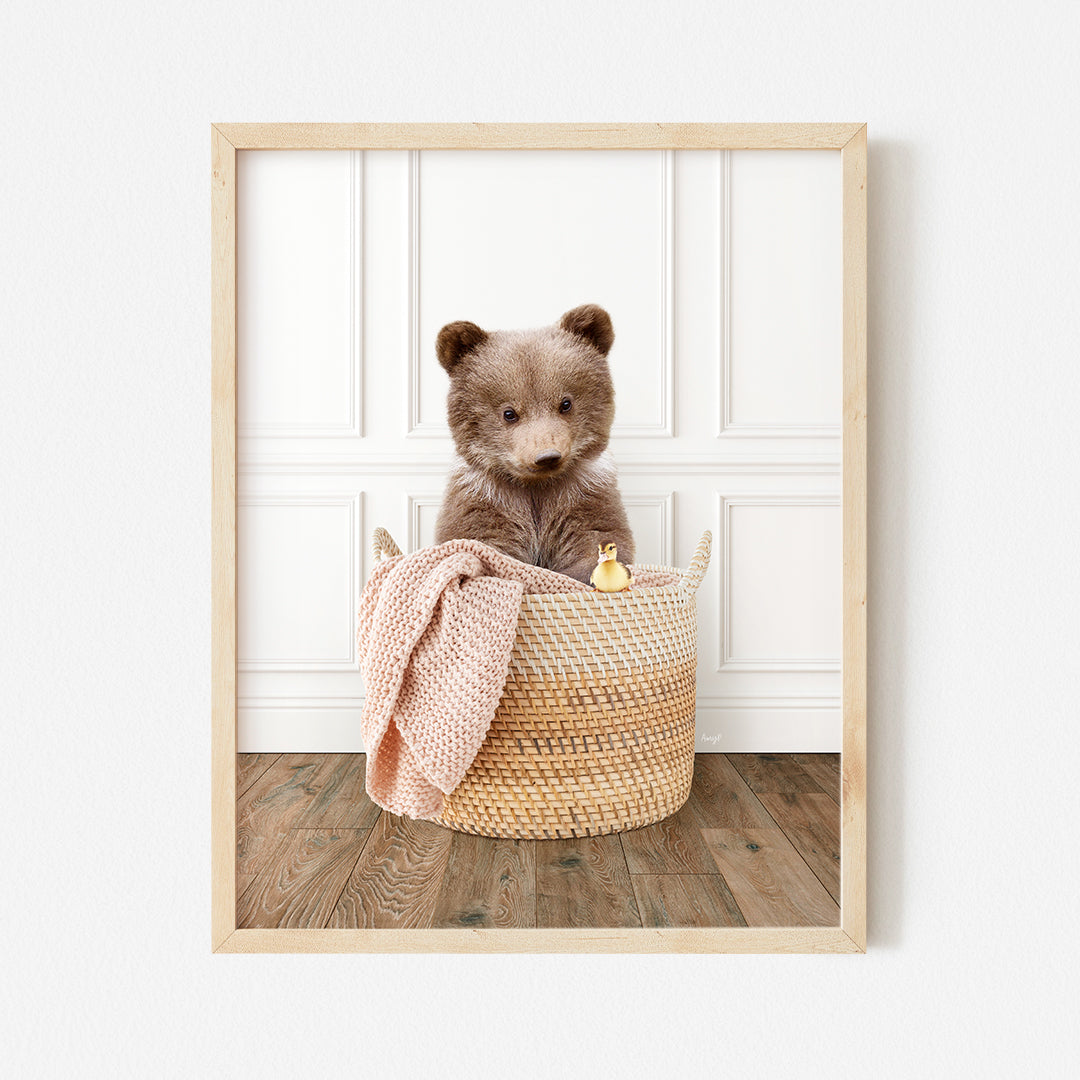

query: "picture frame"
left=211, top=122, right=867, bottom=954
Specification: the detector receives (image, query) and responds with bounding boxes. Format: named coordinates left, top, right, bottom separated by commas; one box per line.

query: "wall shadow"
left=865, top=137, right=918, bottom=949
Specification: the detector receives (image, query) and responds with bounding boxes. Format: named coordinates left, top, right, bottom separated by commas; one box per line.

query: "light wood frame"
left=212, top=123, right=867, bottom=954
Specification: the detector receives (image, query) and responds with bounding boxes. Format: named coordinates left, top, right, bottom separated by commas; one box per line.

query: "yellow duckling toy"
left=589, top=542, right=634, bottom=592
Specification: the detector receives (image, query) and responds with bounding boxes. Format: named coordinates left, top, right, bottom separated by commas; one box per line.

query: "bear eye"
left=559, top=397, right=573, bottom=413
left=503, top=407, right=518, bottom=423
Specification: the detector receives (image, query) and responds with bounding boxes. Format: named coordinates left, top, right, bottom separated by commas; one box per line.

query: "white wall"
left=3, top=2, right=1077, bottom=1078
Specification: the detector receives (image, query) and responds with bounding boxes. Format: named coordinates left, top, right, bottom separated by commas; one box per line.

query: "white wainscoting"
left=237, top=148, right=842, bottom=753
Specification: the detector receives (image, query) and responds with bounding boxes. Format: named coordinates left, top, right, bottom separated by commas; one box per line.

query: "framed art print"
left=211, top=123, right=867, bottom=953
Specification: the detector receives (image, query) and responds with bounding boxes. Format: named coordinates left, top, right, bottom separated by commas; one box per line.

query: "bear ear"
left=560, top=304, right=614, bottom=358
left=436, top=320, right=488, bottom=374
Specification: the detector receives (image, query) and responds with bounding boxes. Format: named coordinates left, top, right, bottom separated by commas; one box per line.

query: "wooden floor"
left=236, top=752, right=840, bottom=929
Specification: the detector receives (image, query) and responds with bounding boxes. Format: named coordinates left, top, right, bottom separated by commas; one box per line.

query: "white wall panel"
left=237, top=150, right=361, bottom=436
left=237, top=494, right=361, bottom=671
left=724, top=150, right=841, bottom=433
left=411, top=149, right=673, bottom=437
left=720, top=495, right=841, bottom=670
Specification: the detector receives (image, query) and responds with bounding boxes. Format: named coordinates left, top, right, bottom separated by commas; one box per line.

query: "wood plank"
left=236, top=829, right=370, bottom=929
left=757, top=793, right=841, bottom=904
left=690, top=755, right=777, bottom=827
left=236, top=753, right=279, bottom=798
left=328, top=813, right=453, bottom=929
left=726, top=753, right=825, bottom=795
left=236, top=754, right=338, bottom=879
left=293, top=753, right=381, bottom=830
left=700, top=828, right=839, bottom=927
left=620, top=793, right=719, bottom=875
left=632, top=875, right=746, bottom=928
left=536, top=835, right=640, bottom=928
left=621, top=753, right=772, bottom=875
left=791, top=753, right=841, bottom=803
left=236, top=872, right=256, bottom=901
left=236, top=831, right=296, bottom=909
left=430, top=833, right=536, bottom=929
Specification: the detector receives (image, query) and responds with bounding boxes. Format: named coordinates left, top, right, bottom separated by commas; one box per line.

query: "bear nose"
left=534, top=449, right=563, bottom=469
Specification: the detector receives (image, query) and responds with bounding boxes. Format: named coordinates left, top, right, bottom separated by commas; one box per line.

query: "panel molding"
left=406, top=150, right=429, bottom=436
left=405, top=492, right=445, bottom=552
left=622, top=491, right=675, bottom=566
left=698, top=694, right=842, bottom=708
left=239, top=151, right=364, bottom=439
left=238, top=451, right=841, bottom=477
left=406, top=150, right=675, bottom=438
left=716, top=149, right=841, bottom=441
left=610, top=148, right=676, bottom=438
left=237, top=706, right=365, bottom=755
left=238, top=491, right=362, bottom=672
left=693, top=704, right=841, bottom=754
left=717, top=492, right=841, bottom=673
left=238, top=695, right=366, bottom=708
left=615, top=453, right=839, bottom=476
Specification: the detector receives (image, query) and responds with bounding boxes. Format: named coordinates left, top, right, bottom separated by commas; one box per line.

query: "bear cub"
left=434, top=303, right=634, bottom=584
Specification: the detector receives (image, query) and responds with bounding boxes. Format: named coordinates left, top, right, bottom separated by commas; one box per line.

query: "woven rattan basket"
left=371, top=528, right=712, bottom=840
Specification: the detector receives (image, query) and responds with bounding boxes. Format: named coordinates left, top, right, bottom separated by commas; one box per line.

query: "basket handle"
left=372, top=527, right=403, bottom=563
left=680, top=531, right=712, bottom=595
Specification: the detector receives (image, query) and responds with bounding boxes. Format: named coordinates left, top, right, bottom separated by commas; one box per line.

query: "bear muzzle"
left=512, top=449, right=566, bottom=479
left=532, top=449, right=564, bottom=470
left=510, top=422, right=572, bottom=479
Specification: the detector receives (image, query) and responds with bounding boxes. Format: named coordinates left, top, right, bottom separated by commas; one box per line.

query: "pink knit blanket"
left=357, top=539, right=586, bottom=818
left=357, top=538, right=678, bottom=820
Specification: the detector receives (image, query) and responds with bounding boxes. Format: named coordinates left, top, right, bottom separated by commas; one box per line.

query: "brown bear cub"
left=434, top=304, right=635, bottom=584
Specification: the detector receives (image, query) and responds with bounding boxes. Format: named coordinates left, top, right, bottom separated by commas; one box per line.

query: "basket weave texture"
left=371, top=529, right=712, bottom=840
